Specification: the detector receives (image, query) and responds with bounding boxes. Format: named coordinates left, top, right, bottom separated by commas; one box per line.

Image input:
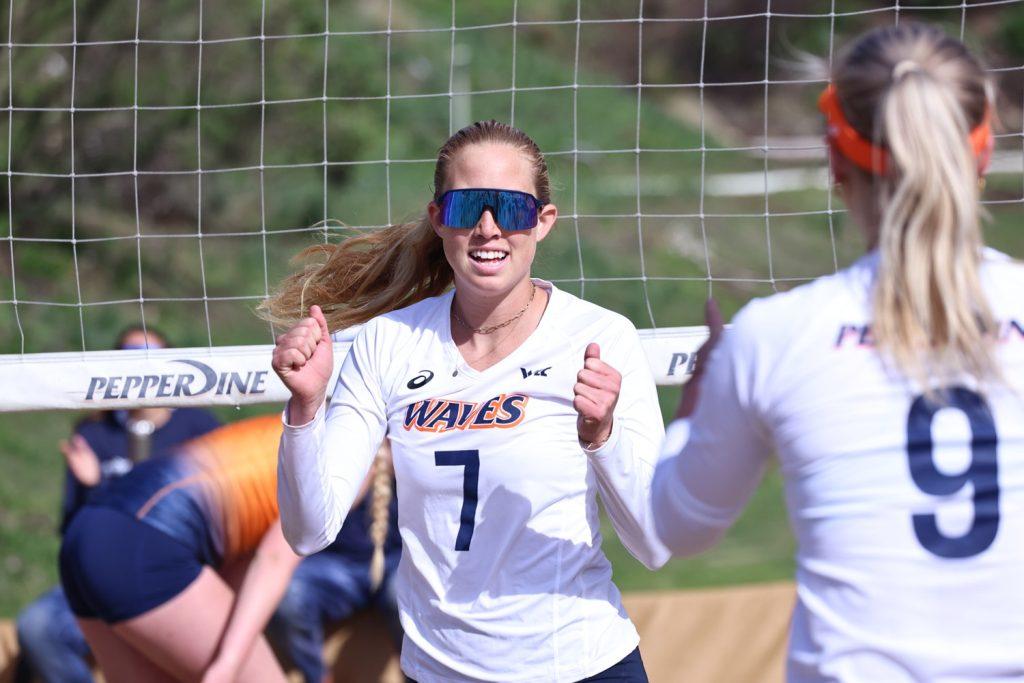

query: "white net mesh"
left=1, top=0, right=1023, bottom=409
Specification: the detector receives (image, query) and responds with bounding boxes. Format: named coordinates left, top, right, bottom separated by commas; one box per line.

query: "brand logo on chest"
left=403, top=393, right=529, bottom=433
left=406, top=370, right=435, bottom=389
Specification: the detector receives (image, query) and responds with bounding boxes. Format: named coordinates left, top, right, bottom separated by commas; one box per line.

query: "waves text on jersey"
left=835, top=320, right=1024, bottom=348
left=404, top=394, right=529, bottom=433
left=85, top=360, right=269, bottom=401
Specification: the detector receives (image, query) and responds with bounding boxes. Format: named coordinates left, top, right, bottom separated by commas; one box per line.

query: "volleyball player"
left=263, top=120, right=669, bottom=681
left=652, top=23, right=1024, bottom=681
left=59, top=414, right=399, bottom=683
left=59, top=416, right=298, bottom=682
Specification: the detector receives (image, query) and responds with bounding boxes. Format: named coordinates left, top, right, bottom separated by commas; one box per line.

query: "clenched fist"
left=272, top=304, right=334, bottom=423
left=573, top=343, right=621, bottom=449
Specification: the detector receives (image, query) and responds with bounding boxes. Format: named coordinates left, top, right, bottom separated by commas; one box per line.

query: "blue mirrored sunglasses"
left=436, top=188, right=543, bottom=231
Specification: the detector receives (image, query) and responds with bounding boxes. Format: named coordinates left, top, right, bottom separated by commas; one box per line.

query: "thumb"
left=584, top=342, right=600, bottom=362
left=310, top=305, right=331, bottom=345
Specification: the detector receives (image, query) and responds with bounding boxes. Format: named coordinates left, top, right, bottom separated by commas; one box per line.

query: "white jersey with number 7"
left=278, top=279, right=668, bottom=683
left=653, top=248, right=1024, bottom=682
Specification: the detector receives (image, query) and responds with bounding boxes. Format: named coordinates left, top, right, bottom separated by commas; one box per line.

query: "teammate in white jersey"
left=653, top=23, right=1024, bottom=682
left=261, top=120, right=668, bottom=682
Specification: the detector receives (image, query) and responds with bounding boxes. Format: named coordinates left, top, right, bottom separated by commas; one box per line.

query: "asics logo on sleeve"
left=404, top=393, right=529, bottom=433
left=407, top=370, right=435, bottom=389
left=520, top=366, right=551, bottom=378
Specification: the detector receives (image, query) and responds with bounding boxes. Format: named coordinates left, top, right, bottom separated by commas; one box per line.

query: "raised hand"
left=674, top=298, right=724, bottom=420
left=271, top=304, right=334, bottom=423
left=60, top=434, right=101, bottom=487
left=573, top=343, right=621, bottom=449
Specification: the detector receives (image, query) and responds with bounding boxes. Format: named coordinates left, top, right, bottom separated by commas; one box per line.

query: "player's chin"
left=457, top=266, right=519, bottom=295
left=453, top=262, right=505, bottom=291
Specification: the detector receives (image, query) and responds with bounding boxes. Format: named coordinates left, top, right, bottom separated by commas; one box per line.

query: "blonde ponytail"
left=257, top=217, right=451, bottom=331
left=832, top=23, right=996, bottom=388
left=368, top=440, right=394, bottom=591
left=874, top=66, right=995, bottom=384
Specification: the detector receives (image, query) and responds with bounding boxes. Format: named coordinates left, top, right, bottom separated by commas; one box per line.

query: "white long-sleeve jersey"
left=278, top=280, right=668, bottom=682
left=653, top=249, right=1024, bottom=682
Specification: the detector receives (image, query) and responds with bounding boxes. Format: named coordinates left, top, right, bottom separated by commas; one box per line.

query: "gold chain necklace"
left=452, top=282, right=536, bottom=335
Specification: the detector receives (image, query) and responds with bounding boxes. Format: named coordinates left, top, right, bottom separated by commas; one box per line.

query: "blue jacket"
left=59, top=408, right=220, bottom=533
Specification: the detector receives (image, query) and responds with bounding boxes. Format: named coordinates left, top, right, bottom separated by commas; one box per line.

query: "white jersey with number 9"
left=653, top=249, right=1024, bottom=682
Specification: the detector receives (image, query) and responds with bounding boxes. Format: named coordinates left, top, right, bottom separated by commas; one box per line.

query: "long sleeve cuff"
left=583, top=420, right=669, bottom=570
left=581, top=418, right=623, bottom=460
left=282, top=399, right=325, bottom=430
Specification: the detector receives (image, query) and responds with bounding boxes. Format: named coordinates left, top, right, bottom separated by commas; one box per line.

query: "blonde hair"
left=368, top=440, right=393, bottom=591
left=257, top=120, right=552, bottom=330
left=833, top=23, right=996, bottom=386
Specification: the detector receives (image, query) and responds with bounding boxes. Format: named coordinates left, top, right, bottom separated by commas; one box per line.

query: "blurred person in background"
left=652, top=23, right=1024, bottom=682
left=59, top=415, right=295, bottom=682
left=59, top=412, right=398, bottom=683
left=15, top=325, right=219, bottom=683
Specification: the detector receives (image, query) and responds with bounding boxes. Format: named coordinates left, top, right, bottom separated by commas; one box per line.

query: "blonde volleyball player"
left=652, top=23, right=1024, bottom=681
left=261, top=120, right=668, bottom=682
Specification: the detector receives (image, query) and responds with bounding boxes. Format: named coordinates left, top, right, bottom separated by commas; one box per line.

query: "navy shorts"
left=59, top=506, right=203, bottom=623
left=580, top=647, right=648, bottom=682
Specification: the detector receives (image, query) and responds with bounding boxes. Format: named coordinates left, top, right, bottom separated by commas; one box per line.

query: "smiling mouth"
left=469, top=249, right=509, bottom=264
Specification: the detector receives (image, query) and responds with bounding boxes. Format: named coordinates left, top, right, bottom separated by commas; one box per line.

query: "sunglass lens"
left=496, top=191, right=538, bottom=231
left=441, top=191, right=486, bottom=228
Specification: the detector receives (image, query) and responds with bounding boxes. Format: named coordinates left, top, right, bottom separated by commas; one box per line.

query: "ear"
left=427, top=201, right=445, bottom=239
left=533, top=202, right=558, bottom=243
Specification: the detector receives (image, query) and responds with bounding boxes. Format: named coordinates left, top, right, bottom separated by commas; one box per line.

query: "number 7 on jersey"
left=435, top=449, right=480, bottom=551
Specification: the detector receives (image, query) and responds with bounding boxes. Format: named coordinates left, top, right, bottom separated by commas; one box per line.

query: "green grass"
left=0, top=412, right=75, bottom=617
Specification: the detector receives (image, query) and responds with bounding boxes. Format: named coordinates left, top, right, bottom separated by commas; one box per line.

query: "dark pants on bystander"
left=266, top=550, right=402, bottom=683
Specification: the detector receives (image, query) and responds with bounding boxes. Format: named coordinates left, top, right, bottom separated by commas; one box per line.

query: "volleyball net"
left=2, top=0, right=1023, bottom=410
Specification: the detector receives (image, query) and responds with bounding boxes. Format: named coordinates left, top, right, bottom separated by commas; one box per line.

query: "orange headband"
left=818, top=84, right=993, bottom=176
